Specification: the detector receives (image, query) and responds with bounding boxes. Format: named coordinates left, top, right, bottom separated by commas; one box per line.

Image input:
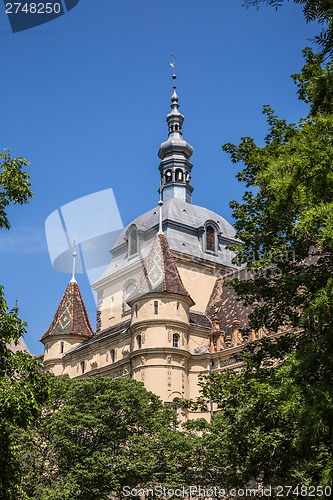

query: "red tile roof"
left=40, top=280, right=94, bottom=341
left=128, top=234, right=193, bottom=303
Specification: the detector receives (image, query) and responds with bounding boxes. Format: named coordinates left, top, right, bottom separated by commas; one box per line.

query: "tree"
left=0, top=149, right=49, bottom=500
left=243, top=0, right=333, bottom=57
left=190, top=49, right=333, bottom=490
left=15, top=375, right=201, bottom=500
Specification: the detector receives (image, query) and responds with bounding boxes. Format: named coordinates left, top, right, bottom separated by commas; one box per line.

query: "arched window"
left=137, top=334, right=142, bottom=349
left=165, top=170, right=172, bottom=183
left=175, top=169, right=183, bottom=182
left=172, top=333, right=180, bottom=348
left=128, top=226, right=138, bottom=257
left=206, top=225, right=215, bottom=252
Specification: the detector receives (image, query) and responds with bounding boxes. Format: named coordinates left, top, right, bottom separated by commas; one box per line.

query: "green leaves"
left=0, top=149, right=33, bottom=230
left=14, top=376, right=201, bottom=499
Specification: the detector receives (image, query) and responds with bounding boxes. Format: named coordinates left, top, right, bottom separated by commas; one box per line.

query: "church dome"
left=109, top=197, right=239, bottom=272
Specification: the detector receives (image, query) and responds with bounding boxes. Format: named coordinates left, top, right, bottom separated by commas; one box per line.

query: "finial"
left=70, top=239, right=78, bottom=283
left=158, top=200, right=164, bottom=235
left=13, top=297, right=19, bottom=315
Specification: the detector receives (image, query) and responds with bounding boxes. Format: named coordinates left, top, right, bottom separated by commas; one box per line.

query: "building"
left=40, top=73, right=275, bottom=420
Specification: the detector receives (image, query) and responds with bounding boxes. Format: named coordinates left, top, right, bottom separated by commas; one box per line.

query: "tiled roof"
left=189, top=311, right=212, bottom=330
left=128, top=234, right=193, bottom=303
left=206, top=268, right=252, bottom=337
left=93, top=319, right=131, bottom=341
left=63, top=319, right=131, bottom=355
left=41, top=280, right=94, bottom=341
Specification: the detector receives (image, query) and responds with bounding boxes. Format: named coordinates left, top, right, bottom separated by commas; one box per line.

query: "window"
left=137, top=334, right=142, bottom=349
left=128, top=226, right=138, bottom=256
left=80, top=361, right=85, bottom=374
left=206, top=225, right=215, bottom=252
left=172, top=333, right=180, bottom=348
left=60, top=341, right=64, bottom=354
left=111, top=349, right=115, bottom=363
left=175, top=169, right=183, bottom=181
left=165, top=170, right=172, bottom=183
left=154, top=301, right=159, bottom=315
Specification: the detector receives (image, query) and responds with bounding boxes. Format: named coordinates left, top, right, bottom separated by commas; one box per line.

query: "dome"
left=106, top=198, right=239, bottom=276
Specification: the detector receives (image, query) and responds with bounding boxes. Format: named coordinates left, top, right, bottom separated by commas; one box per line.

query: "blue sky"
left=0, top=0, right=319, bottom=354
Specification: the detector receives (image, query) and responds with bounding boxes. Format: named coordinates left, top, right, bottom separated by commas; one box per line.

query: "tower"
left=158, top=71, right=194, bottom=203
left=40, top=248, right=94, bottom=375
left=127, top=225, right=195, bottom=411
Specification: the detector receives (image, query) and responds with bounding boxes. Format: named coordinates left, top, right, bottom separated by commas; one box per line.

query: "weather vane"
left=168, top=54, right=176, bottom=76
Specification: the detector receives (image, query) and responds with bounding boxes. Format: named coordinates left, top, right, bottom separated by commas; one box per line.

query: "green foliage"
left=190, top=48, right=333, bottom=489
left=0, top=149, right=49, bottom=500
left=0, top=149, right=33, bottom=230
left=15, top=376, right=201, bottom=499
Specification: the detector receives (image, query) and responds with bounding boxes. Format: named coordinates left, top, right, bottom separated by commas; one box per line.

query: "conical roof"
left=41, top=280, right=94, bottom=341
left=128, top=233, right=194, bottom=304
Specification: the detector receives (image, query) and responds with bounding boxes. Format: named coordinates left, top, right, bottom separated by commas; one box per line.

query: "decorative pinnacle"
left=70, top=240, right=78, bottom=283
left=158, top=200, right=164, bottom=235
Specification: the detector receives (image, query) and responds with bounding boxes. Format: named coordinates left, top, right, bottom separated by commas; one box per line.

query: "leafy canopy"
left=0, top=150, right=49, bottom=500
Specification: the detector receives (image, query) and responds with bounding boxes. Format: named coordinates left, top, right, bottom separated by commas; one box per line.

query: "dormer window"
left=203, top=222, right=218, bottom=254
left=128, top=226, right=138, bottom=257
left=206, top=225, right=215, bottom=252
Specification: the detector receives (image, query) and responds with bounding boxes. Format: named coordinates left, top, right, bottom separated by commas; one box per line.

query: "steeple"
left=158, top=68, right=194, bottom=204
left=40, top=280, right=94, bottom=341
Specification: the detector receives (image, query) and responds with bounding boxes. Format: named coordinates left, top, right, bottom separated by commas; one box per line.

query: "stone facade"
left=40, top=74, right=284, bottom=421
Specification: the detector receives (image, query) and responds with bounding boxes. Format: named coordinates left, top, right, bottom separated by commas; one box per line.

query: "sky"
left=0, top=0, right=319, bottom=355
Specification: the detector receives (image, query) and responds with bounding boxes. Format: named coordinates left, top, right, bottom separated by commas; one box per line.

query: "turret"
left=40, top=246, right=94, bottom=375
left=127, top=219, right=194, bottom=406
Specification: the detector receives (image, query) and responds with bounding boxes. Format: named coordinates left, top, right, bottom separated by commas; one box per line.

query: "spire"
left=127, top=233, right=194, bottom=305
left=158, top=63, right=194, bottom=204
left=158, top=199, right=163, bottom=235
left=40, top=280, right=94, bottom=341
left=70, top=240, right=77, bottom=283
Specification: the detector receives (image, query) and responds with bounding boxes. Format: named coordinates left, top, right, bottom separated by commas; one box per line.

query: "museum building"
left=40, top=74, right=275, bottom=420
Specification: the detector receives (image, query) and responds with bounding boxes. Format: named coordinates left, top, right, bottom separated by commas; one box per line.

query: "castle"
left=40, top=73, right=273, bottom=421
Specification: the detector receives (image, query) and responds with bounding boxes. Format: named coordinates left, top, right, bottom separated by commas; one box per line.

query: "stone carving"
left=166, top=355, right=172, bottom=364
left=167, top=367, right=172, bottom=387
left=220, top=357, right=236, bottom=368
left=140, top=356, right=146, bottom=365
